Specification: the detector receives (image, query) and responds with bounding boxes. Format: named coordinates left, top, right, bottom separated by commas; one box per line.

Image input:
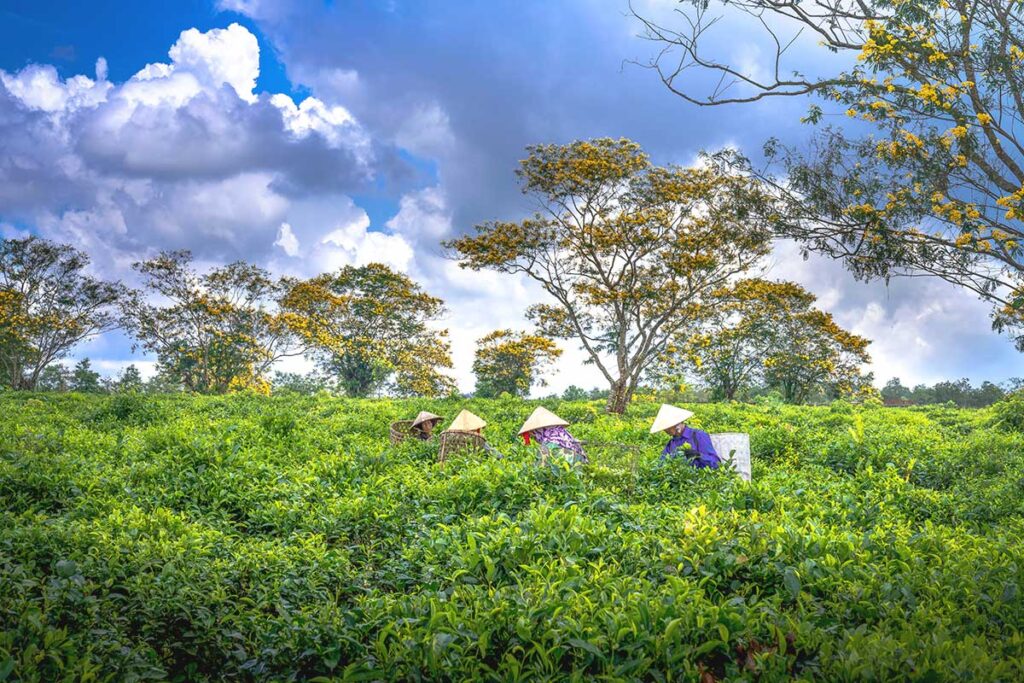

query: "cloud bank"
left=0, top=23, right=394, bottom=279
left=1, top=5, right=1019, bottom=393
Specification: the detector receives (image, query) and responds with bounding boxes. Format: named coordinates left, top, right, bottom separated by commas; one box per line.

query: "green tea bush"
left=2, top=394, right=1023, bottom=681
left=990, top=391, right=1024, bottom=433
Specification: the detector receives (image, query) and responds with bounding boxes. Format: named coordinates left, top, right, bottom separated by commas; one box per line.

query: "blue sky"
left=0, top=0, right=1019, bottom=390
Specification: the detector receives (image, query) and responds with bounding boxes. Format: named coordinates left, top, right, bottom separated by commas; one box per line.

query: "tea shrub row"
left=2, top=393, right=1023, bottom=681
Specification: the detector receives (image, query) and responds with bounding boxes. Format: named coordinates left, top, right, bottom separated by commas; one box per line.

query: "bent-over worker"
left=518, top=406, right=588, bottom=465
left=444, top=409, right=503, bottom=458
left=650, top=403, right=720, bottom=469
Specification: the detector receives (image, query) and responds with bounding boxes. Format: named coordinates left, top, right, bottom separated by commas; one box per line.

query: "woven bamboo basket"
left=438, top=430, right=486, bottom=464
left=389, top=420, right=415, bottom=445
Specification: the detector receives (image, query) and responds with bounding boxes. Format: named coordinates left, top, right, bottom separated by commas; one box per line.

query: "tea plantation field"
left=3, top=393, right=1024, bottom=681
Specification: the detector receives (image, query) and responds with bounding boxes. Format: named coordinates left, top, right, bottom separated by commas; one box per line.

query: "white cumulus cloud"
left=274, top=222, right=300, bottom=256
left=167, top=23, right=260, bottom=102
left=0, top=23, right=378, bottom=274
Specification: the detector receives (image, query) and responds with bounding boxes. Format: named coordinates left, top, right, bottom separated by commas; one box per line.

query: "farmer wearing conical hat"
left=518, top=406, right=588, bottom=465
left=442, top=409, right=503, bottom=459
left=410, top=411, right=443, bottom=440
left=650, top=404, right=720, bottom=469
left=445, top=409, right=487, bottom=434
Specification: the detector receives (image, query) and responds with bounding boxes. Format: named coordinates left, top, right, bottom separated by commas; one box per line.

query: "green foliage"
left=281, top=263, right=456, bottom=398
left=271, top=370, right=332, bottom=396
left=114, top=364, right=145, bottom=394
left=669, top=278, right=872, bottom=402
left=70, top=358, right=102, bottom=394
left=473, top=329, right=561, bottom=397
left=2, top=394, right=1023, bottom=681
left=447, top=139, right=775, bottom=413
left=886, top=376, right=1008, bottom=408
left=990, top=392, right=1024, bottom=433
left=635, top=0, right=1024, bottom=348
left=122, top=252, right=298, bottom=394
left=0, top=236, right=124, bottom=390
left=35, top=364, right=71, bottom=392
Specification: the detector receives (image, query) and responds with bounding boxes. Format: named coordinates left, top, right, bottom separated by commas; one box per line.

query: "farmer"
left=518, top=406, right=588, bottom=465
left=650, top=403, right=720, bottom=469
left=445, top=409, right=487, bottom=436
left=410, top=411, right=443, bottom=440
left=442, top=409, right=503, bottom=458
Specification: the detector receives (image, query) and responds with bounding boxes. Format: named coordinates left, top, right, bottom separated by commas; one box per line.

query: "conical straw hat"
left=446, top=409, right=487, bottom=432
left=649, top=404, right=695, bottom=433
left=518, top=406, right=569, bottom=435
left=411, top=411, right=443, bottom=428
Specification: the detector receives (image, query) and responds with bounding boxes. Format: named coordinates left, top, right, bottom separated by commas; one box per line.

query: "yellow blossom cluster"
left=996, top=186, right=1024, bottom=221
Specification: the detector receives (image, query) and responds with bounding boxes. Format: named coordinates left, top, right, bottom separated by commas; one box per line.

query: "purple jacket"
left=661, top=426, right=721, bottom=469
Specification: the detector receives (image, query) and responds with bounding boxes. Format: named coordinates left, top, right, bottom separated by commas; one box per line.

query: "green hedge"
left=1, top=393, right=1022, bottom=681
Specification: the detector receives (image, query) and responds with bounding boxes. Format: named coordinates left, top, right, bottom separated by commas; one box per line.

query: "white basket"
left=710, top=432, right=751, bottom=481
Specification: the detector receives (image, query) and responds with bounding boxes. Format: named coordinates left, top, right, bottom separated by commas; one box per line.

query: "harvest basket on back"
left=390, top=420, right=425, bottom=445
left=709, top=432, right=751, bottom=481
left=438, top=431, right=486, bottom=464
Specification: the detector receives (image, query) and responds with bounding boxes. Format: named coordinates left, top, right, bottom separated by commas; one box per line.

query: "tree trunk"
left=13, top=362, right=34, bottom=390
left=605, top=378, right=630, bottom=414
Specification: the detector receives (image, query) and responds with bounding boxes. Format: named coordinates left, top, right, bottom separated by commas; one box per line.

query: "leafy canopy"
left=122, top=251, right=300, bottom=394
left=447, top=138, right=773, bottom=412
left=0, top=236, right=124, bottom=390
left=658, top=278, right=872, bottom=403
left=473, top=329, right=562, bottom=398
left=763, top=308, right=873, bottom=405
left=281, top=263, right=456, bottom=398
left=71, top=358, right=103, bottom=394
left=634, top=0, right=1024, bottom=348
left=666, top=279, right=816, bottom=400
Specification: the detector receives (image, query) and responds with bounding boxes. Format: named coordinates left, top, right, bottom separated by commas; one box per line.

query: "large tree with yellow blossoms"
left=280, top=263, right=456, bottom=398
left=447, top=139, right=773, bottom=413
left=633, top=0, right=1024, bottom=348
left=122, top=251, right=301, bottom=394
left=1, top=237, right=124, bottom=390
left=659, top=278, right=871, bottom=401
left=472, top=329, right=562, bottom=398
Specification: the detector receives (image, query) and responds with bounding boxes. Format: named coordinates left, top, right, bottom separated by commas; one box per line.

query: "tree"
left=883, top=377, right=1005, bottom=406
left=115, top=365, right=145, bottom=393
left=1004, top=377, right=1024, bottom=393
left=882, top=377, right=913, bottom=402
left=144, top=371, right=183, bottom=394
left=271, top=371, right=332, bottom=395
left=662, top=278, right=873, bottom=403
left=281, top=263, right=456, bottom=397
left=911, top=383, right=936, bottom=404
left=932, top=377, right=973, bottom=405
left=668, top=279, right=820, bottom=400
left=971, top=380, right=1005, bottom=407
left=70, top=358, right=103, bottom=393
left=446, top=138, right=773, bottom=413
left=0, top=237, right=124, bottom=390
left=762, top=307, right=872, bottom=404
left=561, top=385, right=590, bottom=401
left=36, top=364, right=71, bottom=392
left=472, top=329, right=562, bottom=397
left=633, top=0, right=1024, bottom=348
left=122, top=252, right=300, bottom=394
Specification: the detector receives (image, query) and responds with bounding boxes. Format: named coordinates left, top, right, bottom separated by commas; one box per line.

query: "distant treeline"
left=879, top=377, right=1020, bottom=409
left=23, top=362, right=1019, bottom=410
